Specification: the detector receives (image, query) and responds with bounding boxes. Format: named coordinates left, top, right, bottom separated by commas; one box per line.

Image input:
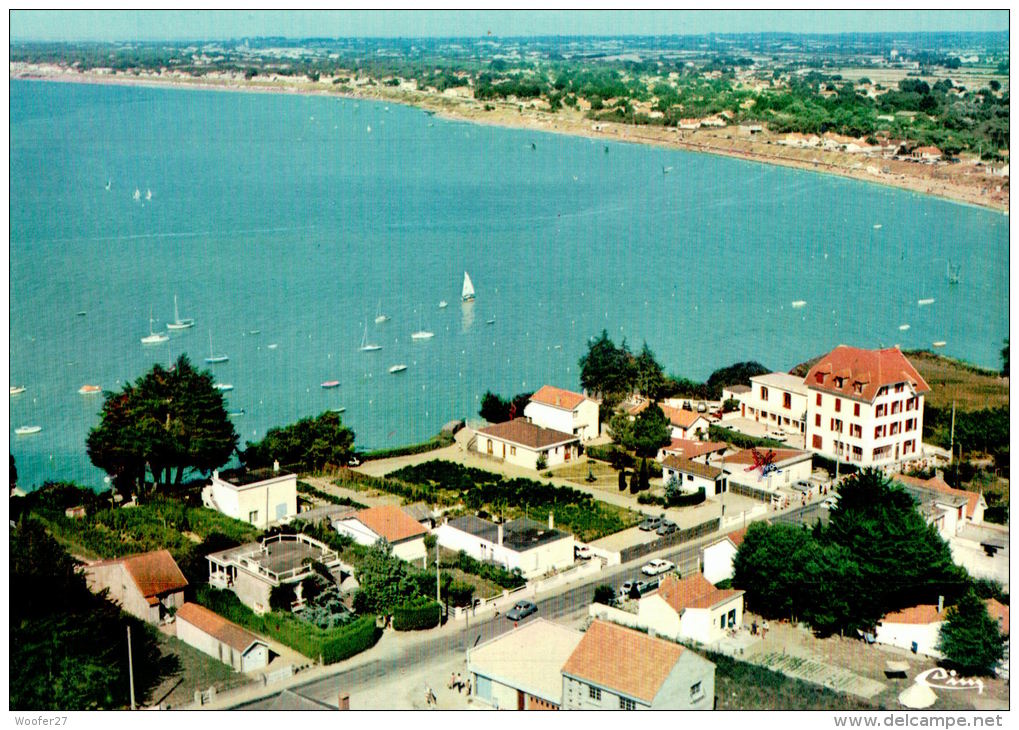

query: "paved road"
left=772, top=501, right=830, bottom=529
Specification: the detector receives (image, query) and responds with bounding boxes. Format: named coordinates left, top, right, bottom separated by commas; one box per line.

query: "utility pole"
left=435, top=539, right=441, bottom=606
left=127, top=625, right=136, bottom=710
left=949, top=401, right=956, bottom=464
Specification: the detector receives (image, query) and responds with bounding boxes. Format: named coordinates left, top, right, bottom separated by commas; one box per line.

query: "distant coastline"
left=10, top=63, right=1009, bottom=214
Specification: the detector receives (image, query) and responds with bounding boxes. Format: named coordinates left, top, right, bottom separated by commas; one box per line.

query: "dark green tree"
left=243, top=411, right=355, bottom=471
left=579, top=330, right=636, bottom=397
left=618, top=469, right=627, bottom=491
left=629, top=404, right=673, bottom=458
left=352, top=539, right=418, bottom=616
left=936, top=590, right=1006, bottom=675
left=1001, top=338, right=1008, bottom=377
left=593, top=584, right=616, bottom=605
left=478, top=390, right=533, bottom=423
left=705, top=361, right=770, bottom=399
left=732, top=522, right=813, bottom=620
left=633, top=342, right=666, bottom=400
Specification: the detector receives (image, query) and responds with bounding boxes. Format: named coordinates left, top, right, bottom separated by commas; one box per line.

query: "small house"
left=659, top=405, right=710, bottom=441
left=202, top=465, right=298, bottom=529
left=474, top=418, right=580, bottom=470
left=334, top=505, right=429, bottom=563
left=661, top=455, right=727, bottom=496
left=701, top=529, right=747, bottom=585
left=175, top=602, right=270, bottom=672
left=722, top=448, right=813, bottom=492
left=434, top=513, right=573, bottom=579
left=83, top=549, right=188, bottom=625
left=637, top=573, right=745, bottom=645
left=524, top=385, right=600, bottom=441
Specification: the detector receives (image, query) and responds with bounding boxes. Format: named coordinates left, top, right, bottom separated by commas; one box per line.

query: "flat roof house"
left=83, top=549, right=188, bottom=625
left=721, top=447, right=813, bottom=492
left=524, top=385, right=600, bottom=441
left=175, top=602, right=270, bottom=672
left=561, top=620, right=715, bottom=710
left=202, top=465, right=298, bottom=529
left=434, top=513, right=573, bottom=579
left=474, top=418, right=580, bottom=470
left=334, top=505, right=429, bottom=564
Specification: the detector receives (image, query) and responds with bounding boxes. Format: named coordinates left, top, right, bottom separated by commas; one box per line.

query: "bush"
left=668, top=488, right=706, bottom=508
left=443, top=550, right=525, bottom=590
left=709, top=425, right=788, bottom=451
left=812, top=454, right=860, bottom=478
left=320, top=616, right=383, bottom=663
left=586, top=444, right=635, bottom=469
left=593, top=584, right=616, bottom=605
left=269, top=583, right=297, bottom=612
left=362, top=432, right=454, bottom=461
left=536, top=452, right=548, bottom=470
left=393, top=596, right=442, bottom=631
left=637, top=492, right=663, bottom=506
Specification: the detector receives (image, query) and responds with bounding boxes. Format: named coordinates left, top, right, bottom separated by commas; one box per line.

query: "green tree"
left=478, top=390, right=533, bottom=423
left=618, top=469, right=627, bottom=491
left=593, top=584, right=616, bottom=605
left=352, top=539, right=417, bottom=617
left=629, top=404, right=672, bottom=458
left=87, top=356, right=238, bottom=491
left=705, top=361, right=770, bottom=399
left=732, top=522, right=813, bottom=620
left=936, top=590, right=1005, bottom=675
left=633, top=342, right=666, bottom=399
left=1001, top=338, right=1008, bottom=377
left=243, top=411, right=355, bottom=471
left=579, top=330, right=635, bottom=397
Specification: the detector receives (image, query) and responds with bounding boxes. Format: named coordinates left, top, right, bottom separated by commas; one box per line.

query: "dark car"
left=639, top=514, right=664, bottom=532
left=506, top=600, right=537, bottom=621
left=656, top=520, right=677, bottom=536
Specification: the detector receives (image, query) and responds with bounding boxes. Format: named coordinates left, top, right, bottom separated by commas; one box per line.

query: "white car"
left=765, top=430, right=788, bottom=442
left=574, top=544, right=592, bottom=560
left=641, top=558, right=676, bottom=576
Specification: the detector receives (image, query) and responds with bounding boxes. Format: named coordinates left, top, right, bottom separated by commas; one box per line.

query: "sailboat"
left=9, top=385, right=26, bottom=396
left=166, top=295, right=195, bottom=330
left=462, top=271, right=476, bottom=303
left=359, top=323, right=382, bottom=351
left=141, top=311, right=169, bottom=345
left=374, top=301, right=390, bottom=324
left=145, top=189, right=152, bottom=201
left=132, top=188, right=141, bottom=201
left=205, top=331, right=229, bottom=364
left=411, top=309, right=434, bottom=340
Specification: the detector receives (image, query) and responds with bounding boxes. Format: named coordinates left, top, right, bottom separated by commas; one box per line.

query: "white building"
left=561, top=620, right=715, bottom=710
left=661, top=455, right=727, bottom=496
left=637, top=573, right=745, bottom=645
left=721, top=447, right=813, bottom=492
left=658, top=438, right=728, bottom=464
left=175, top=602, right=270, bottom=672
left=433, top=514, right=573, bottom=579
left=895, top=474, right=986, bottom=532
left=701, top=529, right=747, bottom=585
left=524, top=385, right=600, bottom=441
left=659, top=405, right=710, bottom=440
left=333, top=505, right=429, bottom=563
left=875, top=599, right=1009, bottom=659
left=804, top=346, right=929, bottom=467
left=740, top=372, right=810, bottom=435
left=202, top=466, right=298, bottom=529
left=474, top=418, right=580, bottom=470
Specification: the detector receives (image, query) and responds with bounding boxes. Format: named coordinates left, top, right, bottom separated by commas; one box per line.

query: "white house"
left=895, top=474, right=987, bottom=532
left=202, top=466, right=298, bottom=529
left=739, top=372, right=810, bottom=435
left=804, top=346, right=929, bottom=467
left=333, top=505, right=429, bottom=563
left=658, top=438, right=728, bottom=464
left=701, top=529, right=747, bottom=585
left=659, top=405, right=711, bottom=440
left=433, top=514, right=573, bottom=579
left=467, top=619, right=584, bottom=710
left=661, top=455, right=727, bottom=496
left=721, top=384, right=751, bottom=404
left=474, top=418, right=580, bottom=470
left=875, top=599, right=1009, bottom=658
left=175, top=602, right=270, bottom=672
left=561, top=620, right=715, bottom=710
left=721, top=447, right=813, bottom=492
left=637, top=573, right=745, bottom=645
left=524, top=385, right=600, bottom=441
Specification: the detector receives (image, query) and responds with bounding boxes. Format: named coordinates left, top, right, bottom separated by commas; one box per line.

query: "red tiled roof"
left=351, top=505, right=427, bottom=543
left=726, top=528, right=748, bottom=548
left=895, top=475, right=982, bottom=519
left=622, top=399, right=650, bottom=416
left=655, top=573, right=743, bottom=612
left=662, top=438, right=727, bottom=460
left=561, top=620, right=685, bottom=704
left=722, top=448, right=810, bottom=466
left=529, top=385, right=588, bottom=411
left=176, top=602, right=265, bottom=652
left=476, top=418, right=577, bottom=450
left=882, top=604, right=942, bottom=625
left=659, top=405, right=708, bottom=430
left=92, top=549, right=188, bottom=602
left=804, top=346, right=930, bottom=402
left=986, top=599, right=1009, bottom=635
left=661, top=454, right=723, bottom=480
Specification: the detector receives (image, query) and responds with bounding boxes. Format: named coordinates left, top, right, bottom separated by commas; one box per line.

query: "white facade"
left=561, top=652, right=714, bottom=710
left=662, top=461, right=726, bottom=496
left=474, top=430, right=579, bottom=470
left=702, top=538, right=739, bottom=585
left=638, top=593, right=744, bottom=645
left=202, top=470, right=298, bottom=529
left=874, top=618, right=943, bottom=658
left=723, top=450, right=813, bottom=492
left=333, top=517, right=427, bottom=563
left=433, top=517, right=574, bottom=579
left=806, top=386, right=924, bottom=466
left=740, top=373, right=809, bottom=434
left=175, top=606, right=270, bottom=672
left=524, top=391, right=600, bottom=441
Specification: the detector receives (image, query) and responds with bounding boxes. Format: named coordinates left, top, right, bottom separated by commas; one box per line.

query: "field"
left=549, top=459, right=619, bottom=488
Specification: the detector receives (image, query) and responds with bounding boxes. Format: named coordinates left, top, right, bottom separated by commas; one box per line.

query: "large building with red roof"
left=803, top=345, right=929, bottom=467
left=524, top=384, right=600, bottom=441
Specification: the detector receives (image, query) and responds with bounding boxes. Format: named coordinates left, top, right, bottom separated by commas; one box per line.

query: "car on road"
left=765, top=430, right=788, bottom=442
left=656, top=520, right=677, bottom=536
left=639, top=514, right=664, bottom=531
left=619, top=579, right=659, bottom=600
left=574, top=544, right=592, bottom=560
left=506, top=600, right=537, bottom=621
left=641, top=558, right=676, bottom=576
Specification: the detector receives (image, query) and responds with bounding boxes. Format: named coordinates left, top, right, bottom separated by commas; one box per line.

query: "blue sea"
left=8, top=79, right=1009, bottom=490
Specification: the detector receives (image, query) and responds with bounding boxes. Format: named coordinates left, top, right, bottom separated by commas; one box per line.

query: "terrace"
left=207, top=533, right=343, bottom=588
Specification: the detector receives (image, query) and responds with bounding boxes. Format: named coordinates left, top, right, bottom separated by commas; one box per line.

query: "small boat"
left=9, top=386, right=26, bottom=396
left=663, top=165, right=673, bottom=174
left=248, top=330, right=260, bottom=335
left=918, top=298, right=935, bottom=306
left=411, top=329, right=434, bottom=340
left=141, top=311, right=169, bottom=345
left=485, top=317, right=496, bottom=325
left=213, top=383, right=234, bottom=391
left=932, top=341, right=947, bottom=348
left=439, top=300, right=448, bottom=309
left=359, top=323, right=382, bottom=352
left=531, top=142, right=536, bottom=150
left=145, top=189, right=152, bottom=201
left=330, top=407, right=347, bottom=414
left=366, top=125, right=372, bottom=133
left=791, top=300, right=806, bottom=308
left=105, top=180, right=111, bottom=191
left=76, top=311, right=87, bottom=317
left=898, top=324, right=910, bottom=331
left=267, top=343, right=279, bottom=350
left=166, top=295, right=195, bottom=330
left=15, top=425, right=42, bottom=436
left=374, top=301, right=390, bottom=324
left=873, top=224, right=882, bottom=229
left=389, top=364, right=407, bottom=374
left=78, top=385, right=102, bottom=395
left=321, top=380, right=340, bottom=389
left=205, top=331, right=229, bottom=363
left=132, top=188, right=141, bottom=201
left=462, top=272, right=476, bottom=303
left=228, top=409, right=245, bottom=417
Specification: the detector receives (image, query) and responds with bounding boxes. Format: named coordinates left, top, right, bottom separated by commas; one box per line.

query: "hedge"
left=585, top=444, right=635, bottom=468
left=296, top=481, right=366, bottom=509
left=320, top=616, right=383, bottom=663
left=441, top=550, right=525, bottom=590
left=709, top=425, right=788, bottom=450
left=812, top=454, right=860, bottom=478
left=362, top=432, right=454, bottom=461
left=393, top=597, right=442, bottom=631
left=637, top=488, right=705, bottom=508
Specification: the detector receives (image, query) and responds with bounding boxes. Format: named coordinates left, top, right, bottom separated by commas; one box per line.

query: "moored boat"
left=321, top=380, right=340, bottom=389
left=462, top=271, right=476, bottom=303
left=791, top=300, right=806, bottom=308
left=389, top=364, right=407, bottom=373
left=205, top=331, right=229, bottom=363
left=78, top=385, right=102, bottom=395
left=932, top=341, right=947, bottom=348
left=213, top=383, right=234, bottom=391
left=10, top=385, right=26, bottom=396
left=15, top=425, right=42, bottom=435
left=166, top=295, right=195, bottom=330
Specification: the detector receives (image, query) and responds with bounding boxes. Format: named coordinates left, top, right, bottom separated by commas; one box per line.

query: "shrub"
left=637, top=492, right=663, bottom=506
left=709, top=425, right=787, bottom=451
left=593, top=584, right=616, bottom=605
left=269, top=583, right=297, bottom=612
left=536, top=452, right=548, bottom=470
left=668, top=488, right=706, bottom=508
left=320, top=616, right=383, bottom=663
left=393, top=596, right=442, bottom=631
left=362, top=432, right=454, bottom=461
left=444, top=550, right=525, bottom=590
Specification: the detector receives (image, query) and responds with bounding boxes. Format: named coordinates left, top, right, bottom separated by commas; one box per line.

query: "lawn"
left=148, top=634, right=251, bottom=709
left=549, top=459, right=619, bottom=488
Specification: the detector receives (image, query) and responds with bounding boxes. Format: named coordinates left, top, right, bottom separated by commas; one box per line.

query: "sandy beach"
left=11, top=63, right=1009, bottom=213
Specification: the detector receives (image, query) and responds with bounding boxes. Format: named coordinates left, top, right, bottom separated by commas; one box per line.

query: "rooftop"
left=446, top=515, right=568, bottom=551
left=751, top=371, right=810, bottom=395
left=882, top=604, right=942, bottom=625
left=214, top=467, right=295, bottom=487
left=804, top=346, right=930, bottom=402
left=340, top=505, right=428, bottom=543
left=89, top=549, right=188, bottom=604
left=529, top=385, right=588, bottom=411
left=723, top=384, right=751, bottom=394
left=722, top=447, right=811, bottom=467
left=476, top=418, right=577, bottom=450
left=655, top=573, right=744, bottom=612
left=662, top=454, right=723, bottom=480
left=207, top=533, right=341, bottom=584
left=176, top=602, right=266, bottom=653
left=662, top=438, right=728, bottom=460
left=659, top=404, right=707, bottom=429
left=894, top=474, right=983, bottom=519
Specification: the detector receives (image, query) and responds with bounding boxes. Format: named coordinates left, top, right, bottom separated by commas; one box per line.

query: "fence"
left=617, top=518, right=720, bottom=565
left=728, top=481, right=777, bottom=503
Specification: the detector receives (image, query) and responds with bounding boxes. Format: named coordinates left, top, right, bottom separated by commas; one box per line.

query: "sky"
left=8, top=8, right=1011, bottom=42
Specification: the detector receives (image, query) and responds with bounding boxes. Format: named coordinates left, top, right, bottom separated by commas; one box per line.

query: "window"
left=248, top=510, right=259, bottom=524
left=835, top=398, right=841, bottom=413
left=815, top=414, right=821, bottom=427
left=589, top=686, right=601, bottom=701
left=892, top=401, right=901, bottom=414
left=894, top=384, right=904, bottom=393
left=854, top=403, right=860, bottom=417
left=906, top=398, right=916, bottom=411
left=853, top=382, right=862, bottom=395
left=720, top=615, right=726, bottom=629
left=510, top=446, right=516, bottom=456
left=876, top=404, right=886, bottom=417
left=815, top=372, right=824, bottom=384
left=812, top=435, right=822, bottom=449
left=850, top=424, right=862, bottom=438
left=690, top=682, right=704, bottom=700
left=620, top=697, right=636, bottom=710
left=783, top=393, right=792, bottom=409
left=760, top=386, right=769, bottom=401
left=816, top=393, right=822, bottom=406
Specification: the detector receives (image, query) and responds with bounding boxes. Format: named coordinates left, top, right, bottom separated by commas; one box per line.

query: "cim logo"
left=914, top=667, right=984, bottom=694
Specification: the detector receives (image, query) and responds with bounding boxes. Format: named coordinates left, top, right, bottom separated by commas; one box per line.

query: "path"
left=747, top=652, right=886, bottom=699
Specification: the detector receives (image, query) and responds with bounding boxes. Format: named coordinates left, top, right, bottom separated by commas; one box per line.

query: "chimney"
left=338, top=693, right=350, bottom=711
left=212, top=469, right=219, bottom=480
left=497, top=523, right=504, bottom=546
left=548, top=511, right=554, bottom=530
left=937, top=595, right=944, bottom=614
left=273, top=460, right=280, bottom=474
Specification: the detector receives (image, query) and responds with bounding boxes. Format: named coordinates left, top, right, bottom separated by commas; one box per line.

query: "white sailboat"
left=133, top=188, right=141, bottom=201
left=461, top=271, right=476, bottom=303
left=388, top=364, right=407, bottom=373
left=166, top=295, right=195, bottom=330
left=205, top=331, right=229, bottom=363
left=141, top=310, right=169, bottom=345
left=145, top=189, right=152, bottom=201
left=374, top=301, right=390, bottom=324
left=10, top=385, right=26, bottom=396
left=411, top=309, right=434, bottom=340
left=359, top=323, right=382, bottom=351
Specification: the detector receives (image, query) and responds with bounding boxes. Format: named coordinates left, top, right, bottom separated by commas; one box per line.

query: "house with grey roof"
left=433, top=513, right=574, bottom=579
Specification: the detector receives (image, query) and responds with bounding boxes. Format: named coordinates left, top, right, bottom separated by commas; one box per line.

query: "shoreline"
left=11, top=66, right=1009, bottom=214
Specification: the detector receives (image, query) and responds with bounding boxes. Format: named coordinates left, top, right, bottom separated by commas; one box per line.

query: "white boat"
left=166, top=295, right=195, bottom=330
left=663, top=166, right=673, bottom=174
left=141, top=312, right=169, bottom=345
left=932, top=341, right=947, bottom=348
left=374, top=301, right=390, bottom=324
left=918, top=298, right=935, bottom=306
left=366, top=125, right=372, bottom=133
left=389, top=364, right=407, bottom=373
left=132, top=188, right=141, bottom=201
left=898, top=324, right=910, bottom=331
left=439, top=300, right=448, bottom=309
left=15, top=425, right=42, bottom=435
left=267, top=343, right=279, bottom=350
left=228, top=409, right=245, bottom=417
left=205, top=331, right=229, bottom=363
left=10, top=386, right=26, bottom=396
left=329, top=407, right=347, bottom=414
left=321, top=380, right=340, bottom=389
left=105, top=180, right=111, bottom=191
left=213, top=383, right=234, bottom=391
left=791, top=300, right=806, bottom=308
left=411, top=310, right=434, bottom=340
left=462, top=271, right=476, bottom=303
left=359, top=323, right=382, bottom=352
left=78, top=385, right=102, bottom=395
left=873, top=224, right=883, bottom=229
left=485, top=317, right=496, bottom=325
left=145, top=189, right=152, bottom=201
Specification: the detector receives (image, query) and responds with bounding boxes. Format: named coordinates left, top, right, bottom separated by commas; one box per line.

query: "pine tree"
left=937, top=590, right=1006, bottom=676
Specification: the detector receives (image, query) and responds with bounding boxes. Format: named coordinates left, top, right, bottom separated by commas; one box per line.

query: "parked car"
left=619, top=579, right=659, bottom=600
left=641, top=558, right=676, bottom=576
left=574, top=544, right=592, bottom=560
left=765, top=430, right=788, bottom=442
left=639, top=514, right=664, bottom=532
left=506, top=600, right=537, bottom=621
left=656, top=520, right=677, bottom=536
left=696, top=401, right=708, bottom=413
